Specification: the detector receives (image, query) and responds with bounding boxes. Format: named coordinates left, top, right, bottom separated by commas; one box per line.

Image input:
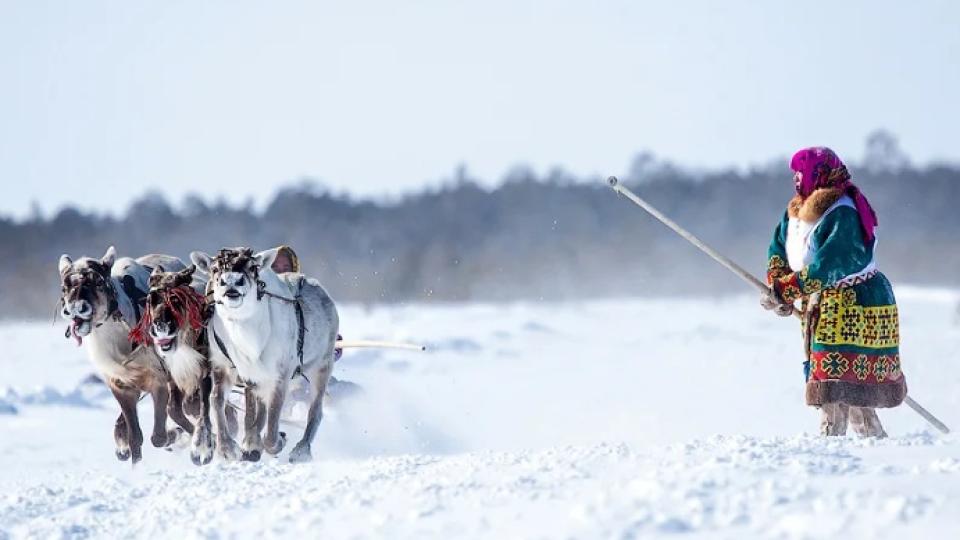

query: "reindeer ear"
left=151, top=265, right=164, bottom=277
left=101, top=246, right=117, bottom=269
left=174, top=265, right=195, bottom=285
left=59, top=254, right=73, bottom=275
left=190, top=251, right=212, bottom=274
left=253, top=247, right=280, bottom=272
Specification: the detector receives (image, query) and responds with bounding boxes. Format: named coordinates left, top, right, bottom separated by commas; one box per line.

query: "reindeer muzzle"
left=67, top=317, right=91, bottom=346
left=224, top=289, right=242, bottom=300
left=155, top=336, right=176, bottom=352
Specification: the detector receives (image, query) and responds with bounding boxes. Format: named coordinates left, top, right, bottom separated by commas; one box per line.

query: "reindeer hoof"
left=241, top=449, right=262, bottom=462
left=288, top=442, right=311, bottom=464
left=152, top=428, right=182, bottom=448
left=217, top=438, right=241, bottom=461
left=169, top=427, right=187, bottom=446
left=191, top=435, right=215, bottom=465
left=131, top=448, right=143, bottom=465
left=190, top=428, right=214, bottom=466
left=151, top=428, right=182, bottom=448
left=191, top=450, right=214, bottom=466
left=265, top=432, right=287, bottom=456
left=116, top=448, right=131, bottom=461
left=191, top=446, right=214, bottom=466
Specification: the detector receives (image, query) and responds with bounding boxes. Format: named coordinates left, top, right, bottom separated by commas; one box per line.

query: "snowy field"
left=1, top=289, right=959, bottom=539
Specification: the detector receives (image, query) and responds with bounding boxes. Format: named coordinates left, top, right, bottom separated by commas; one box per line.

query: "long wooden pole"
left=336, top=339, right=426, bottom=352
left=607, top=176, right=950, bottom=434
left=608, top=176, right=770, bottom=294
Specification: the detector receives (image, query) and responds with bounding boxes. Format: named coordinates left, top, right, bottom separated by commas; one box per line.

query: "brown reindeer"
left=58, top=247, right=193, bottom=463
left=130, top=264, right=238, bottom=465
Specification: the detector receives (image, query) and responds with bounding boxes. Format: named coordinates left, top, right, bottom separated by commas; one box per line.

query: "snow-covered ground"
left=2, top=289, right=959, bottom=539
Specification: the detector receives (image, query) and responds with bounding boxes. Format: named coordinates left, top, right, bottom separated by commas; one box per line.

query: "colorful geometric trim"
left=809, top=351, right=903, bottom=384
left=773, top=272, right=802, bottom=304
left=767, top=255, right=789, bottom=286
left=814, top=289, right=899, bottom=349
left=772, top=269, right=822, bottom=304
left=833, top=268, right=879, bottom=288
left=798, top=268, right=823, bottom=295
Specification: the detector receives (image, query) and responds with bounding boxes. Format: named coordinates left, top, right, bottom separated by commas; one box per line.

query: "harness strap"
left=258, top=277, right=307, bottom=369
left=211, top=326, right=237, bottom=372
left=209, top=325, right=259, bottom=387
left=262, top=278, right=310, bottom=383
left=294, top=279, right=306, bottom=368
left=212, top=327, right=231, bottom=362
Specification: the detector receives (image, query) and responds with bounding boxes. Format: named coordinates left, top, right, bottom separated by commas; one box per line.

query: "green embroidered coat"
left=766, top=187, right=907, bottom=408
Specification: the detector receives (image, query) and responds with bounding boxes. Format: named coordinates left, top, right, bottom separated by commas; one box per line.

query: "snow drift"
left=1, top=290, right=958, bottom=538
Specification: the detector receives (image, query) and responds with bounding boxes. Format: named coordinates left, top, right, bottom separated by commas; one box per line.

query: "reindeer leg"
left=263, top=377, right=289, bottom=456
left=182, top=389, right=202, bottom=418
left=225, top=399, right=240, bottom=437
left=149, top=383, right=182, bottom=447
left=166, top=382, right=195, bottom=435
left=113, top=413, right=130, bottom=461
left=256, top=401, right=267, bottom=431
left=109, top=381, right=144, bottom=465
left=241, top=386, right=266, bottom=462
left=190, top=371, right=215, bottom=466
left=289, top=363, right=332, bottom=463
left=210, top=367, right=240, bottom=461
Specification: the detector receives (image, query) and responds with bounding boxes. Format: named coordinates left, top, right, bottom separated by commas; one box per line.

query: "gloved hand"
left=760, top=291, right=794, bottom=317
left=774, top=303, right=794, bottom=317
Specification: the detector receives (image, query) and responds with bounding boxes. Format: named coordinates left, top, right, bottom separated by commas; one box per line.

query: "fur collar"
left=787, top=187, right=845, bottom=222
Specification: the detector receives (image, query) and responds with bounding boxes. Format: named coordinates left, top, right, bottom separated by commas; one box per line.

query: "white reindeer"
left=191, top=247, right=339, bottom=463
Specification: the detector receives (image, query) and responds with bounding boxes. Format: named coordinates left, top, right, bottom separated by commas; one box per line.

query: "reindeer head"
left=58, top=246, right=119, bottom=345
left=138, top=265, right=203, bottom=355
left=191, top=247, right=279, bottom=317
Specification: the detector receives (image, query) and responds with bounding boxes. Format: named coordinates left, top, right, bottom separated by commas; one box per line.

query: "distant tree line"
left=2, top=131, right=957, bottom=320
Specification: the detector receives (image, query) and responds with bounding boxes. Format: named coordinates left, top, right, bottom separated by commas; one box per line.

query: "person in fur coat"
left=270, top=245, right=301, bottom=273
left=762, top=147, right=906, bottom=437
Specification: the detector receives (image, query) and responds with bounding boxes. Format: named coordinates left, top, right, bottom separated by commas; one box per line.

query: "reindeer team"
left=58, top=245, right=338, bottom=465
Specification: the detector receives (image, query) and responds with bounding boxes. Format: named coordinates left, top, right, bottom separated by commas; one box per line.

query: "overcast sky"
left=1, top=0, right=958, bottom=218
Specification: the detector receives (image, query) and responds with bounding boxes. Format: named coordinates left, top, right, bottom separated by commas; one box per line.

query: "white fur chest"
left=214, top=315, right=283, bottom=388
left=161, top=346, right=205, bottom=395
left=785, top=195, right=855, bottom=272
